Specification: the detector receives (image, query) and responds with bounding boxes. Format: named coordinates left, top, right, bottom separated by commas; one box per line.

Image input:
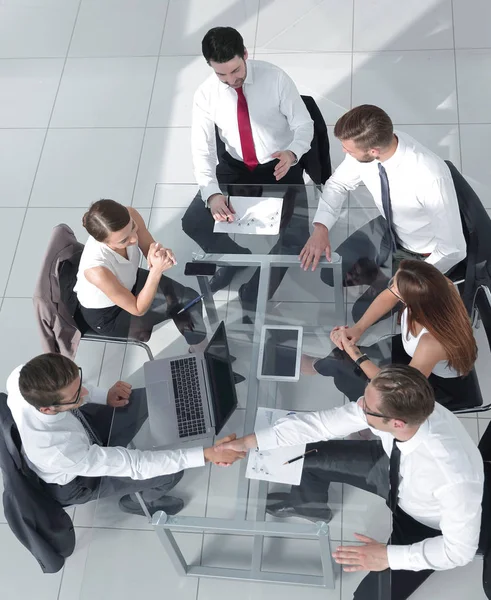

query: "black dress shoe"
left=209, top=266, right=245, bottom=293
left=119, top=495, right=184, bottom=517
left=266, top=501, right=333, bottom=523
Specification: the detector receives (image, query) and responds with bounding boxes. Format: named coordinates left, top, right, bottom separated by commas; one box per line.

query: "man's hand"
left=214, top=433, right=257, bottom=454
left=272, top=150, right=296, bottom=181
left=107, top=381, right=132, bottom=408
left=208, top=194, right=235, bottom=222
left=204, top=434, right=246, bottom=467
left=299, top=224, right=331, bottom=271
left=332, top=534, right=389, bottom=572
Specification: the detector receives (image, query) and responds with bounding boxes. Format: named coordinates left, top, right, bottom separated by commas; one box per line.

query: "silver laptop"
left=144, top=322, right=238, bottom=447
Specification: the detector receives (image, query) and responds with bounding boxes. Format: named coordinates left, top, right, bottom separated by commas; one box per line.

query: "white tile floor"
left=0, top=1, right=490, bottom=599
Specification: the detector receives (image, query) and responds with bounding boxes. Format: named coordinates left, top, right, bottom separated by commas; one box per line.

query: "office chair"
left=453, top=285, right=491, bottom=415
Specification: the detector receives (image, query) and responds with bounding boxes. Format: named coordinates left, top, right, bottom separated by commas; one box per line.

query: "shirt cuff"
left=313, top=209, right=337, bottom=232
left=201, top=183, right=222, bottom=206
left=255, top=427, right=279, bottom=451
left=185, top=446, right=206, bottom=469
left=88, top=386, right=108, bottom=405
left=287, top=143, right=305, bottom=163
left=386, top=544, right=411, bottom=570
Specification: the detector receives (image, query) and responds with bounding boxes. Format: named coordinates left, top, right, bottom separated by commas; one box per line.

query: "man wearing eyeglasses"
left=218, top=365, right=484, bottom=600
left=6, top=353, right=245, bottom=518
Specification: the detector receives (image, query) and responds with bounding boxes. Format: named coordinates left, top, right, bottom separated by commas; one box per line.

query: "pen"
left=177, top=294, right=205, bottom=315
left=283, top=448, right=318, bottom=465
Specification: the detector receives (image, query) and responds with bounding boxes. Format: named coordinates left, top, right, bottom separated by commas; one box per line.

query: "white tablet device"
left=257, top=325, right=303, bottom=381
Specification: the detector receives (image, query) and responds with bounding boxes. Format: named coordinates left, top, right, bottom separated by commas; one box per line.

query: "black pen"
left=283, top=448, right=318, bottom=465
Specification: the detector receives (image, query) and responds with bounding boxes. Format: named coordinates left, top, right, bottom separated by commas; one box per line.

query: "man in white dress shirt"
left=299, top=105, right=467, bottom=321
left=7, top=353, right=244, bottom=517
left=181, top=26, right=314, bottom=293
left=218, top=365, right=484, bottom=599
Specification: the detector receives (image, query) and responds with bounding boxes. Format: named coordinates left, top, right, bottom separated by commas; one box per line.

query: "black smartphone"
left=184, top=262, right=217, bottom=276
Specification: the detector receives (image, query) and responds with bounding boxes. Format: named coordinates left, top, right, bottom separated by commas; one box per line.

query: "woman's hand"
left=149, top=245, right=175, bottom=274
left=330, top=325, right=362, bottom=350
left=147, top=242, right=176, bottom=270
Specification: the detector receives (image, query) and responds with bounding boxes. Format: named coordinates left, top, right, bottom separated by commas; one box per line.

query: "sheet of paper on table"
left=246, top=407, right=306, bottom=485
left=213, top=196, right=283, bottom=235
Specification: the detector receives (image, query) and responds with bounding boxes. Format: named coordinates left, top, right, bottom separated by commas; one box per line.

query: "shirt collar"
left=25, top=398, right=67, bottom=423
left=244, top=60, right=254, bottom=85
left=98, top=240, right=130, bottom=264
left=395, top=419, right=429, bottom=456
left=378, top=132, right=406, bottom=170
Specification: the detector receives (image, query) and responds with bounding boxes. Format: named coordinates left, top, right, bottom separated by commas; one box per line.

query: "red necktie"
left=235, top=86, right=258, bottom=171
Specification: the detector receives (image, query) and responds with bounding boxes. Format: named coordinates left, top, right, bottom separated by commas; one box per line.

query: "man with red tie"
left=182, top=27, right=314, bottom=292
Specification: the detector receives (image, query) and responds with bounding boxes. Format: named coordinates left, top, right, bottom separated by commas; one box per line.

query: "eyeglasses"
left=51, top=367, right=83, bottom=408
left=387, top=276, right=405, bottom=304
left=361, top=395, right=406, bottom=424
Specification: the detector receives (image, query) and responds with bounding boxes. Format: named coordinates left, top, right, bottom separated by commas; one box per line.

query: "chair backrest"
left=475, top=285, right=491, bottom=353
left=445, top=161, right=491, bottom=311
left=300, top=95, right=332, bottom=185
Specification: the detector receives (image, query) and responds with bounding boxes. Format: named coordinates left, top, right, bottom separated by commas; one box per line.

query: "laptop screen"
left=204, top=322, right=238, bottom=435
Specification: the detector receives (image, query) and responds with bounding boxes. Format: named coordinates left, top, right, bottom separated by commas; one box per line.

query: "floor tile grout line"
left=129, top=3, right=171, bottom=210
left=4, top=122, right=491, bottom=131
left=450, top=0, right=465, bottom=172
left=3, top=47, right=491, bottom=61
left=0, top=0, right=83, bottom=311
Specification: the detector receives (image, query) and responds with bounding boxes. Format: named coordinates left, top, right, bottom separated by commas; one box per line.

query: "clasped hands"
left=147, top=242, right=176, bottom=273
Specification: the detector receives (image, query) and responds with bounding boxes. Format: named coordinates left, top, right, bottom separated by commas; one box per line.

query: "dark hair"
left=82, top=199, right=130, bottom=242
left=19, top=353, right=79, bottom=409
left=334, top=105, right=394, bottom=150
left=202, top=27, right=245, bottom=64
left=397, top=260, right=477, bottom=376
left=371, top=365, right=435, bottom=426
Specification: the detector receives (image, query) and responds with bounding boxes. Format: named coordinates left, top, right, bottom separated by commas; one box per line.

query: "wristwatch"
left=354, top=354, right=370, bottom=367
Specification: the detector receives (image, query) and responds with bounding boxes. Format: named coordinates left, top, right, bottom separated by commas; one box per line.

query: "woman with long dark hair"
left=74, top=199, right=206, bottom=347
left=302, top=259, right=478, bottom=407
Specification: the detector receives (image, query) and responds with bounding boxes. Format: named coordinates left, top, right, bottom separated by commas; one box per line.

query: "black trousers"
left=313, top=333, right=476, bottom=408
left=43, top=389, right=183, bottom=507
left=80, top=267, right=206, bottom=345
left=289, top=439, right=441, bottom=600
left=182, top=153, right=309, bottom=310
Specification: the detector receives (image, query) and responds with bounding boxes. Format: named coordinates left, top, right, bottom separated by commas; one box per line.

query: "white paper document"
left=213, top=196, right=283, bottom=235
left=246, top=407, right=306, bottom=485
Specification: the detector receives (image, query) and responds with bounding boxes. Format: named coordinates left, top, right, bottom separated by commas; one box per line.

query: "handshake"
left=203, top=433, right=257, bottom=467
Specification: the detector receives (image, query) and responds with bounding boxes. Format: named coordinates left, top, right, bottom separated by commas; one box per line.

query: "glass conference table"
left=78, top=183, right=395, bottom=598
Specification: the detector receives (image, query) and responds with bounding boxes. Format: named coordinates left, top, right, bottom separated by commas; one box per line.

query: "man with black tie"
left=7, top=353, right=245, bottom=518
left=181, top=26, right=314, bottom=293
left=218, top=365, right=484, bottom=599
left=299, top=105, right=467, bottom=321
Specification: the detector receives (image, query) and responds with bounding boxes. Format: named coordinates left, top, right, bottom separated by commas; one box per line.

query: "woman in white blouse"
left=74, top=199, right=206, bottom=347
left=302, top=259, right=478, bottom=407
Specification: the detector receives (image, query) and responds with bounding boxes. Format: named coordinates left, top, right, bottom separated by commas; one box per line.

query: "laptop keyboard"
left=170, top=356, right=207, bottom=438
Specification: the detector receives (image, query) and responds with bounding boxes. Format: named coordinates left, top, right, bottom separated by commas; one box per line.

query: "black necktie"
left=378, top=162, right=397, bottom=252
left=72, top=408, right=103, bottom=446
left=388, top=438, right=401, bottom=512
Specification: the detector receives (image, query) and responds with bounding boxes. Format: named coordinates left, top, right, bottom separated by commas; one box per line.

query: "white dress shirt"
left=6, top=367, right=205, bottom=485
left=74, top=235, right=141, bottom=309
left=313, top=131, right=466, bottom=273
left=256, top=401, right=484, bottom=572
left=192, top=59, right=314, bottom=203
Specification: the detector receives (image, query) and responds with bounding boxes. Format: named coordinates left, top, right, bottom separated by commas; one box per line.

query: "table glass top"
left=77, top=182, right=395, bottom=597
